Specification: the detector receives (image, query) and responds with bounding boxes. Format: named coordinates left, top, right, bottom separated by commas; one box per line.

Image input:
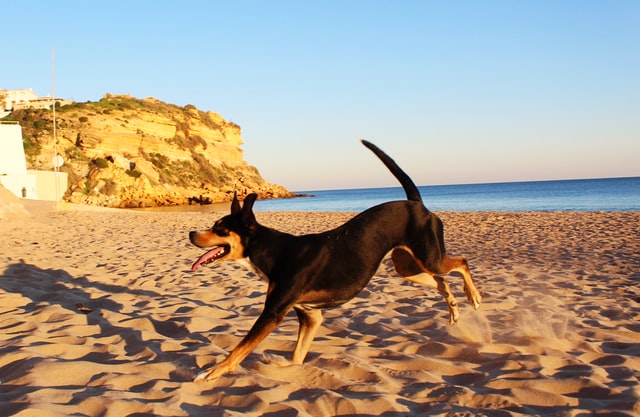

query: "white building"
left=0, top=88, right=71, bottom=111
left=0, top=120, right=67, bottom=201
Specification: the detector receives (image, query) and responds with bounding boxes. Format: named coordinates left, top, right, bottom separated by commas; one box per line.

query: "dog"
left=189, top=140, right=481, bottom=382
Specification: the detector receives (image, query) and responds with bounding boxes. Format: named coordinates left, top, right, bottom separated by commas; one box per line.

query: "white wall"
left=27, top=170, right=67, bottom=201
left=0, top=121, right=68, bottom=201
left=0, top=173, right=38, bottom=199
left=0, top=123, right=28, bottom=175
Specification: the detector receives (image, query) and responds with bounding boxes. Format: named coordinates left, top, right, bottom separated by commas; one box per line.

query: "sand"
left=1, top=200, right=639, bottom=416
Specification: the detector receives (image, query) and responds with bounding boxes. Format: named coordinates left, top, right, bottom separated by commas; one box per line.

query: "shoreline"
left=21, top=196, right=640, bottom=215
left=1, top=205, right=639, bottom=416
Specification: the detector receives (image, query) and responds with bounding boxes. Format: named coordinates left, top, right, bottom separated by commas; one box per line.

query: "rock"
left=9, top=94, right=295, bottom=207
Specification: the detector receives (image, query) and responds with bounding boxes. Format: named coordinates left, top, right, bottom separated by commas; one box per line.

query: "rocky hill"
left=8, top=94, right=293, bottom=207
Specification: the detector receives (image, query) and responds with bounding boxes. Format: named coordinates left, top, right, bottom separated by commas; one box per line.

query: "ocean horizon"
left=130, top=176, right=640, bottom=213
left=252, top=176, right=640, bottom=212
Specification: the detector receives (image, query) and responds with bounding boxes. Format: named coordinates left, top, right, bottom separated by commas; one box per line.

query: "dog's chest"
left=236, top=258, right=270, bottom=282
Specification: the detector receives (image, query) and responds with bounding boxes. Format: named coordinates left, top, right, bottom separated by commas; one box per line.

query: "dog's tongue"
left=191, top=246, right=225, bottom=271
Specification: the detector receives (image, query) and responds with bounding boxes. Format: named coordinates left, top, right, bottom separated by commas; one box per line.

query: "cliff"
left=7, top=94, right=293, bottom=207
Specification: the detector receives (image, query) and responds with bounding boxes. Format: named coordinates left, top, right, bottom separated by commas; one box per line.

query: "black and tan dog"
left=189, top=140, right=481, bottom=382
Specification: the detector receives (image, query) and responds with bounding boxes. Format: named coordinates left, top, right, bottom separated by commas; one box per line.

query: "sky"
left=2, top=1, right=639, bottom=191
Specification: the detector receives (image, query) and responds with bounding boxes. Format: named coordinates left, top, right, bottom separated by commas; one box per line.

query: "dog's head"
left=189, top=193, right=258, bottom=270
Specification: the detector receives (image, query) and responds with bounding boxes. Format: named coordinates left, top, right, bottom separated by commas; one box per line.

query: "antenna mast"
left=52, top=48, right=59, bottom=204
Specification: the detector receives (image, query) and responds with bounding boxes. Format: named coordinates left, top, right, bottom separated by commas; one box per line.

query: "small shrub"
left=79, top=116, right=89, bottom=123
left=93, top=158, right=109, bottom=168
left=23, top=136, right=42, bottom=157
left=149, top=153, right=169, bottom=169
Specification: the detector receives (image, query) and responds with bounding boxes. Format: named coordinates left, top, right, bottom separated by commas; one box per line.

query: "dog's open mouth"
left=192, top=245, right=229, bottom=270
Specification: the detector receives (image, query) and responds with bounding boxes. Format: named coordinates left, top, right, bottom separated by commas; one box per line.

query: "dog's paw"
left=193, top=370, right=210, bottom=382
left=193, top=367, right=224, bottom=382
left=194, top=363, right=237, bottom=382
left=471, top=293, right=482, bottom=310
left=448, top=302, right=460, bottom=325
left=465, top=286, right=482, bottom=310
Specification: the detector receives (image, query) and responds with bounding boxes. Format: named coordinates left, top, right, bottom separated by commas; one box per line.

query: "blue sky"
left=2, top=1, right=638, bottom=191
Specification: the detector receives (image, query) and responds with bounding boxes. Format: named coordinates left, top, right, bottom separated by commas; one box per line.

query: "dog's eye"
left=212, top=222, right=229, bottom=235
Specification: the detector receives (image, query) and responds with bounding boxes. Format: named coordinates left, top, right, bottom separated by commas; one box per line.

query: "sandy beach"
left=1, top=197, right=639, bottom=416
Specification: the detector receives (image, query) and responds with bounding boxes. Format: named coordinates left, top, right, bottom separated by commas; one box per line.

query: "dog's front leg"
left=194, top=310, right=283, bottom=382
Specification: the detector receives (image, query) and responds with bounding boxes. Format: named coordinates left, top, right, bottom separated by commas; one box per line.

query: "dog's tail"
left=361, top=140, right=422, bottom=202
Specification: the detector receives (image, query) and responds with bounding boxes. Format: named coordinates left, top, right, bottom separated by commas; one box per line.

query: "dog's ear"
left=242, top=193, right=258, bottom=215
left=242, top=193, right=258, bottom=229
left=231, top=191, right=241, bottom=214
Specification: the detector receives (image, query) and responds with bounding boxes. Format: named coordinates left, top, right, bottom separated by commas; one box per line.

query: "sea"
left=250, top=177, right=640, bottom=212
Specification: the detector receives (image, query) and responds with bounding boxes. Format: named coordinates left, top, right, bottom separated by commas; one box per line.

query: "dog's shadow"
left=0, top=260, right=202, bottom=385
left=1, top=260, right=130, bottom=315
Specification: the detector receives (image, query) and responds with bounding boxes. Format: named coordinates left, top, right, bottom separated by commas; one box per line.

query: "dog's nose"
left=189, top=231, right=197, bottom=241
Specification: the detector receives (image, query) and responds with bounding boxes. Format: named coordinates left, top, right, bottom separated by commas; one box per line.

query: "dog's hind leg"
left=439, top=255, right=481, bottom=309
left=391, top=248, right=460, bottom=324
left=292, top=306, right=323, bottom=364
